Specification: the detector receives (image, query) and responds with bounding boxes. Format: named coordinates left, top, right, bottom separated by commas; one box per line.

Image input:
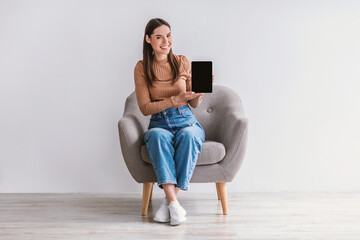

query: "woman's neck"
left=154, top=54, right=168, bottom=64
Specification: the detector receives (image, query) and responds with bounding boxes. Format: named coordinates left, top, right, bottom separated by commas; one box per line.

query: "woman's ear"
left=145, top=35, right=151, bottom=44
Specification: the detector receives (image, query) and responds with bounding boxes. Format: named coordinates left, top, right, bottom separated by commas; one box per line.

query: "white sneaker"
left=153, top=198, right=170, bottom=222
left=168, top=201, right=187, bottom=226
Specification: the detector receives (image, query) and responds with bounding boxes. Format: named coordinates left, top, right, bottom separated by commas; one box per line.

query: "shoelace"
left=171, top=203, right=184, bottom=215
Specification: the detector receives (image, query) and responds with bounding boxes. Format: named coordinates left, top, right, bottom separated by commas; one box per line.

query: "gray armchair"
left=118, top=85, right=249, bottom=215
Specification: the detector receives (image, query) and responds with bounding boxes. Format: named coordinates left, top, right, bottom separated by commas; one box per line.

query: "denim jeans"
left=144, top=105, right=205, bottom=190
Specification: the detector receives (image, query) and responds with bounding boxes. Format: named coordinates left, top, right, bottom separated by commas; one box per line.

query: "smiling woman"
left=133, top=18, right=208, bottom=226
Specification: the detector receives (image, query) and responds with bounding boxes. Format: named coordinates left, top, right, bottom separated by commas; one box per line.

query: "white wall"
left=1, top=0, right=359, bottom=193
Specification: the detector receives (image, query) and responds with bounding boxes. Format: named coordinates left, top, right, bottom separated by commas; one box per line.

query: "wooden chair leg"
left=215, top=182, right=221, bottom=200
left=218, top=182, right=228, bottom=215
left=141, top=182, right=153, bottom=216
left=149, top=183, right=154, bottom=201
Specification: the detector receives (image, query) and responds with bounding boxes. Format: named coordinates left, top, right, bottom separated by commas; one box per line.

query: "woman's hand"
left=174, top=91, right=203, bottom=104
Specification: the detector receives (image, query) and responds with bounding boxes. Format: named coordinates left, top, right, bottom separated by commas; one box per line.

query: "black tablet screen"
left=191, top=61, right=212, bottom=93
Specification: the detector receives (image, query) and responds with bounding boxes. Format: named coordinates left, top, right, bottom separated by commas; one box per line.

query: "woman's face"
left=146, top=25, right=172, bottom=57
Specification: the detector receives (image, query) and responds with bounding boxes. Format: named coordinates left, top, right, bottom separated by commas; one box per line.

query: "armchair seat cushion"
left=141, top=140, right=226, bottom=166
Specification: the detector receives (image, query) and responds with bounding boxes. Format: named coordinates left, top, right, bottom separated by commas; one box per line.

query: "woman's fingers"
left=188, top=92, right=203, bottom=100
left=194, top=93, right=203, bottom=98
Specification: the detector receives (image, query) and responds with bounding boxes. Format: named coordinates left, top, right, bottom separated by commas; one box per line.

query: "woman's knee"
left=177, top=127, right=203, bottom=141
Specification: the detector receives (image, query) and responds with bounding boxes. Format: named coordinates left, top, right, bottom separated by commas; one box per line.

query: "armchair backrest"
left=191, top=85, right=245, bottom=142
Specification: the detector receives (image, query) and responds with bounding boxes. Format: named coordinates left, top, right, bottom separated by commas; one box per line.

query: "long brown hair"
left=143, top=18, right=179, bottom=87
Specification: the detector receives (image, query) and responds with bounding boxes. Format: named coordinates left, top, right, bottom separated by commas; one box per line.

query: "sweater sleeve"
left=134, top=61, right=177, bottom=116
left=182, top=56, right=203, bottom=108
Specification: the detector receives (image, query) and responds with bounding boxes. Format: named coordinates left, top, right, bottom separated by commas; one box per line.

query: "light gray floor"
left=0, top=192, right=359, bottom=240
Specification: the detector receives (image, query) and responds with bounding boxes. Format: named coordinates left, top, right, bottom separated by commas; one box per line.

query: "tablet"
left=191, top=61, right=212, bottom=93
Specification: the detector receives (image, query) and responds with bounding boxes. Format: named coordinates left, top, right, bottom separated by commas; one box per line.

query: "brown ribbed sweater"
left=134, top=54, right=203, bottom=116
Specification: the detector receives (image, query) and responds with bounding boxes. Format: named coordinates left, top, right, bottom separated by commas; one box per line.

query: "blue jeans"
left=144, top=105, right=205, bottom=190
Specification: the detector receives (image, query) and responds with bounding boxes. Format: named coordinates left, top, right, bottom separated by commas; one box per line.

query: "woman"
left=134, top=18, right=213, bottom=226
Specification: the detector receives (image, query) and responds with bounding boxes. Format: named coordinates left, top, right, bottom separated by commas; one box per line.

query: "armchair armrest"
left=217, top=112, right=249, bottom=181
left=118, top=115, right=156, bottom=183
left=119, top=115, right=143, bottom=153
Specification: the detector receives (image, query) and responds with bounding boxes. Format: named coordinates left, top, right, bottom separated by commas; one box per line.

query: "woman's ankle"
left=166, top=196, right=177, bottom=204
left=162, top=183, right=178, bottom=204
